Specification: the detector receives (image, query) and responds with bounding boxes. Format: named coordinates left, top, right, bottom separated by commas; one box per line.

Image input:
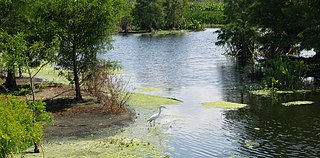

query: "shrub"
left=84, top=62, right=130, bottom=114
left=263, top=58, right=308, bottom=90
left=0, top=95, right=52, bottom=158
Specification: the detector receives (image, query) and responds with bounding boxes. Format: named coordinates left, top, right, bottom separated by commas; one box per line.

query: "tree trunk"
left=72, top=32, right=82, bottom=100
left=26, top=60, right=35, bottom=102
left=73, top=62, right=82, bottom=100
left=5, top=69, right=17, bottom=90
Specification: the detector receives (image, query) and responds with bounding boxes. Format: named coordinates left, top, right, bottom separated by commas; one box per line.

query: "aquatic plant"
left=202, top=101, right=247, bottom=109
left=127, top=93, right=181, bottom=108
left=282, top=101, right=314, bottom=107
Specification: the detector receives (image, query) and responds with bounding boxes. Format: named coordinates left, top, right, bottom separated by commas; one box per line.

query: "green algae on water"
left=127, top=93, right=181, bottom=108
left=202, top=101, right=247, bottom=109
left=282, top=101, right=314, bottom=107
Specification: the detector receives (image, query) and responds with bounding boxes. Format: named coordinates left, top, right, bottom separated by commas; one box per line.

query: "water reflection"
left=223, top=92, right=320, bottom=157
left=103, top=29, right=320, bottom=157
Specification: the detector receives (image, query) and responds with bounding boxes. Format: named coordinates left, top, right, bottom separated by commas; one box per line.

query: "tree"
left=0, top=32, right=25, bottom=90
left=0, top=0, right=59, bottom=99
left=216, top=0, right=309, bottom=60
left=298, top=0, right=320, bottom=59
left=216, top=0, right=256, bottom=60
left=44, top=0, right=118, bottom=100
left=133, top=0, right=165, bottom=31
left=115, top=0, right=135, bottom=32
left=0, top=0, right=29, bottom=89
left=163, top=0, right=188, bottom=29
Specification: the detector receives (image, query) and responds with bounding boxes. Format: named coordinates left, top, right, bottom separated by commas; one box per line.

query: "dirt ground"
left=29, top=84, right=135, bottom=140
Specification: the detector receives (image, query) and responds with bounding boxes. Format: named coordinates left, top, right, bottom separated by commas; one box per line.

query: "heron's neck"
left=158, top=107, right=162, bottom=114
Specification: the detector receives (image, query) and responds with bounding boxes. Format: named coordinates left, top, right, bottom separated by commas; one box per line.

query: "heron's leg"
left=153, top=120, right=156, bottom=126
left=149, top=121, right=152, bottom=127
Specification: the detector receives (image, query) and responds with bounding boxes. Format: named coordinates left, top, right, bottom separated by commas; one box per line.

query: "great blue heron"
left=147, top=105, right=166, bottom=127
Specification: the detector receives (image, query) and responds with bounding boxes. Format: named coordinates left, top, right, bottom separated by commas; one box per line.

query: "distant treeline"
left=117, top=0, right=225, bottom=32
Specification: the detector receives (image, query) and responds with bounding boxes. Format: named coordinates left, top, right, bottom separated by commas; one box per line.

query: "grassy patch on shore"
left=23, top=64, right=69, bottom=84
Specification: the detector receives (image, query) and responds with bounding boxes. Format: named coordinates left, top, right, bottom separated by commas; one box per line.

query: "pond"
left=100, top=28, right=320, bottom=157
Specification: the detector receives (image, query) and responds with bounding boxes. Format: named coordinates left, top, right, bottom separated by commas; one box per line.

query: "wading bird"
left=147, top=105, right=166, bottom=127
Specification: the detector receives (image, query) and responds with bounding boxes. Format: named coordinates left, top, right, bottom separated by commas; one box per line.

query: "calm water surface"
left=101, top=29, right=320, bottom=157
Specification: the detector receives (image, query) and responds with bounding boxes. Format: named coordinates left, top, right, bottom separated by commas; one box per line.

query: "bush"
left=263, top=58, right=308, bottom=90
left=187, top=19, right=205, bottom=31
left=84, top=62, right=130, bottom=114
left=0, top=95, right=52, bottom=158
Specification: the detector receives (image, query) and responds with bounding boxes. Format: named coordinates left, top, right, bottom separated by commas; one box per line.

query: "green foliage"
left=133, top=0, right=165, bottom=31
left=43, top=0, right=119, bottom=100
left=0, top=32, right=26, bottom=71
left=217, top=0, right=316, bottom=58
left=0, top=95, right=52, bottom=158
left=215, top=0, right=256, bottom=58
left=132, top=0, right=225, bottom=31
left=187, top=19, right=205, bottom=31
left=186, top=2, right=225, bottom=25
left=116, top=0, right=135, bottom=32
left=263, top=58, right=308, bottom=90
left=163, top=0, right=188, bottom=29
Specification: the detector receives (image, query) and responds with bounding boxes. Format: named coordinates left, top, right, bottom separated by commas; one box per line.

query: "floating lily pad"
left=202, top=101, right=247, bottom=109
left=135, top=87, right=163, bottom=92
left=282, top=101, right=314, bottom=107
left=127, top=93, right=181, bottom=108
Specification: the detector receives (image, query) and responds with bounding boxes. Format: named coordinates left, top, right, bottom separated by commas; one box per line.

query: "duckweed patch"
left=202, top=101, right=247, bottom=109
left=135, top=87, right=163, bottom=92
left=19, top=135, right=163, bottom=158
left=282, top=101, right=314, bottom=107
left=127, top=93, right=181, bottom=108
